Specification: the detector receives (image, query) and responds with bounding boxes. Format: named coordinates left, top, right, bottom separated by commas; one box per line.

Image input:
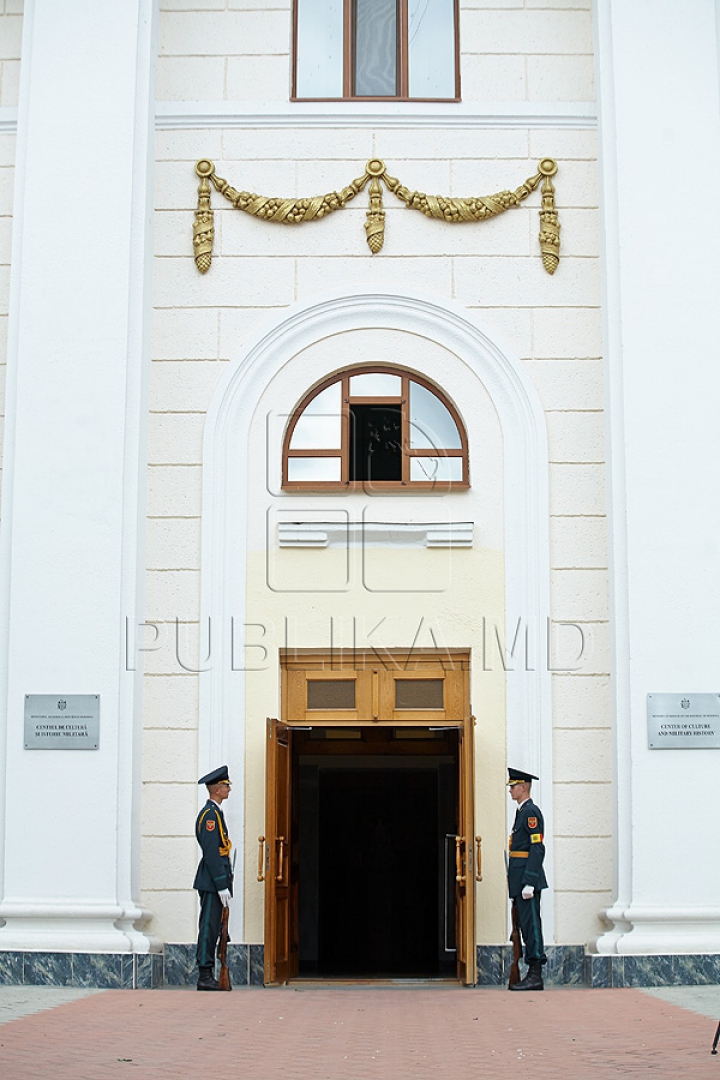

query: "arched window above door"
left=282, top=366, right=469, bottom=491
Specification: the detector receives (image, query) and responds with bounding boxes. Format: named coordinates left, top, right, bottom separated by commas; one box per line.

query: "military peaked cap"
left=198, top=765, right=230, bottom=786
left=507, top=768, right=538, bottom=786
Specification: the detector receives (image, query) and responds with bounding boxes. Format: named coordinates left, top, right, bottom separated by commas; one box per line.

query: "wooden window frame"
left=282, top=364, right=470, bottom=493
left=291, top=0, right=461, bottom=103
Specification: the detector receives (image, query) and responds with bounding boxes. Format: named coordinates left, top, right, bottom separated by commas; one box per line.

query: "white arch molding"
left=198, top=289, right=554, bottom=942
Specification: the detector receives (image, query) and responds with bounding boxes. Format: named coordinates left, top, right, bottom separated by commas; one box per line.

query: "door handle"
left=444, top=834, right=457, bottom=953
left=257, top=835, right=266, bottom=882
left=475, top=835, right=482, bottom=882
left=276, top=836, right=285, bottom=883
left=455, top=835, right=466, bottom=884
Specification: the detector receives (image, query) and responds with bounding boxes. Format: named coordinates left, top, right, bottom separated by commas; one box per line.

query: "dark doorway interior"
left=297, top=746, right=457, bottom=978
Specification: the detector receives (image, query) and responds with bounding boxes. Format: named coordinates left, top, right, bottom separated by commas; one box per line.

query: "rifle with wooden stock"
left=509, top=900, right=522, bottom=988
left=218, top=906, right=232, bottom=991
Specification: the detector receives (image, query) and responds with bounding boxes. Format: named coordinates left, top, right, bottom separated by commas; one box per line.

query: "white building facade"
left=0, top=0, right=718, bottom=988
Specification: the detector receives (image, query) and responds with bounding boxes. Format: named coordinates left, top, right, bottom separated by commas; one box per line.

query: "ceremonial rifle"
left=711, top=1019, right=720, bottom=1054
left=509, top=900, right=522, bottom=988
left=218, top=905, right=232, bottom=991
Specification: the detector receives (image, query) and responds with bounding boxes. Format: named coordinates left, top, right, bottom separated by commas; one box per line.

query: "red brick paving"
left=0, top=986, right=718, bottom=1079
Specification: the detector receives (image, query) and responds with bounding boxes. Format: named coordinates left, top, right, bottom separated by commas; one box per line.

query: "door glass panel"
left=290, top=383, right=342, bottom=449
left=408, top=0, right=456, bottom=99
left=395, top=678, right=444, bottom=709
left=354, top=0, right=398, bottom=97
left=409, top=381, right=462, bottom=449
left=307, top=679, right=356, bottom=709
left=349, top=372, right=402, bottom=397
left=410, top=456, right=463, bottom=482
left=296, top=0, right=344, bottom=98
left=287, top=457, right=342, bottom=482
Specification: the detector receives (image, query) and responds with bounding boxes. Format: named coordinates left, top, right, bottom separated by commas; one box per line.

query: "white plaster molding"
left=0, top=101, right=596, bottom=139
left=593, top=0, right=720, bottom=954
left=0, top=107, right=17, bottom=135
left=199, top=288, right=554, bottom=942
left=0, top=900, right=160, bottom=952
left=2, top=100, right=598, bottom=138
left=0, top=0, right=158, bottom=952
left=592, top=0, right=634, bottom=956
left=155, top=100, right=597, bottom=130
left=277, top=521, right=474, bottom=549
left=594, top=906, right=720, bottom=955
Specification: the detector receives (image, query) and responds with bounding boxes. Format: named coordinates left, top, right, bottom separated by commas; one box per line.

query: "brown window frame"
left=291, top=0, right=461, bottom=103
left=282, top=364, right=470, bottom=493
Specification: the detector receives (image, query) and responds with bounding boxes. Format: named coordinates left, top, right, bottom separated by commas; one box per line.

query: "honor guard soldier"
left=507, top=768, right=547, bottom=990
left=194, top=765, right=233, bottom=991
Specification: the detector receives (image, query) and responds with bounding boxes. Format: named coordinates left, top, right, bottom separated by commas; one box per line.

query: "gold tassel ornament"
left=537, top=158, right=560, bottom=275
left=193, top=159, right=215, bottom=274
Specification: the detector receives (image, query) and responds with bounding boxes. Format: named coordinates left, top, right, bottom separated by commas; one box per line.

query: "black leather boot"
left=509, top=961, right=544, bottom=991
left=197, top=965, right=220, bottom=991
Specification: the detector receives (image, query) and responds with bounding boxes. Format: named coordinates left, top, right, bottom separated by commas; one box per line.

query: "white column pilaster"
left=0, top=0, right=157, bottom=951
left=594, top=0, right=720, bottom=953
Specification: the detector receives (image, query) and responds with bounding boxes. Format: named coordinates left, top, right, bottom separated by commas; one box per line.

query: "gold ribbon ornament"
left=193, top=157, right=560, bottom=275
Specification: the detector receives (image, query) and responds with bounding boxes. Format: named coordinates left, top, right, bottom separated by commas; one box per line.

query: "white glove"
left=218, top=889, right=231, bottom=908
left=521, top=885, right=534, bottom=900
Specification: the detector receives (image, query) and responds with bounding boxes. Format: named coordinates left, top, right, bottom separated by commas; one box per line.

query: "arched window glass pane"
left=349, top=372, right=401, bottom=397
left=409, top=381, right=462, bottom=449
left=354, top=0, right=397, bottom=97
left=296, top=0, right=344, bottom=98
left=410, top=456, right=463, bottom=482
left=408, top=0, right=456, bottom=99
left=290, top=382, right=342, bottom=450
left=287, top=457, right=342, bottom=482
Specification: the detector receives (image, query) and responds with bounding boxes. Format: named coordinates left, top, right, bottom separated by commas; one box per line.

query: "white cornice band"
left=0, top=102, right=597, bottom=138
left=155, top=100, right=597, bottom=130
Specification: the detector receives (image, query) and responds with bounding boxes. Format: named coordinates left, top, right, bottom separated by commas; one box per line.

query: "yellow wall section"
left=243, top=544, right=507, bottom=946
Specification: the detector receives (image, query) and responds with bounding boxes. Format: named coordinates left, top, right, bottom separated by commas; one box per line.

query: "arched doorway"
left=198, top=289, right=554, bottom=968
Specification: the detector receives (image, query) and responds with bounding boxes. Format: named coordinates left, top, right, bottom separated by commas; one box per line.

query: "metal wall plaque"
left=24, top=695, right=100, bottom=750
left=647, top=693, right=720, bottom=749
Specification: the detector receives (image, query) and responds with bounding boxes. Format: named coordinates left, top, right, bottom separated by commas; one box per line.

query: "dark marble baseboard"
left=0, top=951, right=163, bottom=989
left=3, top=945, right=719, bottom=989
left=163, top=943, right=264, bottom=987
left=0, top=945, right=261, bottom=989
left=477, top=946, right=720, bottom=988
left=584, top=952, right=720, bottom=988
left=476, top=945, right=585, bottom=987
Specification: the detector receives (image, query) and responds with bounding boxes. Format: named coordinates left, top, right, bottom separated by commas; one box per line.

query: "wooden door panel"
left=456, top=717, right=476, bottom=985
left=264, top=718, right=292, bottom=985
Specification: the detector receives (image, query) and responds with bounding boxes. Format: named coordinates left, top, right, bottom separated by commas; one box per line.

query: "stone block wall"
left=133, top=1, right=611, bottom=950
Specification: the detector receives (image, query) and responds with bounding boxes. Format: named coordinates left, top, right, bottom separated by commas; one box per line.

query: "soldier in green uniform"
left=194, top=765, right=233, bottom=991
left=507, top=768, right=547, bottom=991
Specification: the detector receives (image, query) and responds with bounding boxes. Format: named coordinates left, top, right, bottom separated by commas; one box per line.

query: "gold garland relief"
left=193, top=156, right=560, bottom=275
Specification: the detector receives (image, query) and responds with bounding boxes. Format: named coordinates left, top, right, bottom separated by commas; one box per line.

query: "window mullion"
left=398, top=0, right=408, bottom=98
left=341, top=375, right=350, bottom=484
left=401, top=374, right=409, bottom=485
left=344, top=0, right=353, bottom=98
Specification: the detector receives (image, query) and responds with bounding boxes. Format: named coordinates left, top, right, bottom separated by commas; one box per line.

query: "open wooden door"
left=455, top=716, right=477, bottom=985
left=263, top=717, right=294, bottom=985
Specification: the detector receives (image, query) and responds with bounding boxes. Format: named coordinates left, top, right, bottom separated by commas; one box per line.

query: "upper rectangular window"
left=293, top=0, right=460, bottom=101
